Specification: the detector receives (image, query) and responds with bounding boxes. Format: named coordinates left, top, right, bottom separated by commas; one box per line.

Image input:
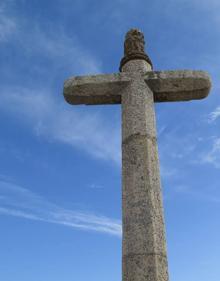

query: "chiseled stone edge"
left=145, top=70, right=212, bottom=102
left=63, top=73, right=131, bottom=105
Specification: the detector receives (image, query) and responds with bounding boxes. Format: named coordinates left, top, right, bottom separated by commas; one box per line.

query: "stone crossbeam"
left=63, top=28, right=211, bottom=281
left=64, top=70, right=211, bottom=105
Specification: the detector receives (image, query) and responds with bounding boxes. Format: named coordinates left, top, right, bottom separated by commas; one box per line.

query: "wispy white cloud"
left=208, top=106, right=220, bottom=123
left=0, top=86, right=121, bottom=164
left=88, top=183, right=104, bottom=189
left=0, top=2, right=17, bottom=42
left=160, top=165, right=177, bottom=179
left=163, top=0, right=220, bottom=23
left=26, top=26, right=102, bottom=75
left=0, top=179, right=122, bottom=237
left=0, top=6, right=122, bottom=165
left=171, top=183, right=220, bottom=204
left=200, top=138, right=220, bottom=168
left=169, top=0, right=220, bottom=8
left=0, top=0, right=102, bottom=74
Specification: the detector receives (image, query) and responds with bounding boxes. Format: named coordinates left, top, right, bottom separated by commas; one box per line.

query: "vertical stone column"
left=121, top=60, right=169, bottom=281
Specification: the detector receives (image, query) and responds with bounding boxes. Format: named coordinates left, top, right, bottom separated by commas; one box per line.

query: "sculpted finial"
left=119, top=28, right=153, bottom=71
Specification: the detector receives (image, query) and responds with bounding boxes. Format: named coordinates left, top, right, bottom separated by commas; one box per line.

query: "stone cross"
left=63, top=29, right=211, bottom=281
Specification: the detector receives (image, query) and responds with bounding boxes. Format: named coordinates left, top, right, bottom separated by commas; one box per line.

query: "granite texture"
left=145, top=70, right=212, bottom=102
left=63, top=73, right=130, bottom=105
left=123, top=253, right=168, bottom=281
left=121, top=61, right=168, bottom=280
left=62, top=29, right=212, bottom=281
left=63, top=69, right=211, bottom=105
left=121, top=59, right=152, bottom=73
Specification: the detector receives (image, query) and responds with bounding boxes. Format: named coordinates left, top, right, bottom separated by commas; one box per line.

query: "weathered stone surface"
left=64, top=69, right=211, bottom=106
left=63, top=73, right=130, bottom=105
left=121, top=77, right=168, bottom=281
left=145, top=70, right=212, bottom=102
left=121, top=78, right=155, bottom=141
left=123, top=253, right=169, bottom=281
left=62, top=28, right=212, bottom=281
left=120, top=29, right=153, bottom=71
left=122, top=137, right=166, bottom=256
left=124, top=29, right=146, bottom=56
left=121, top=59, right=152, bottom=73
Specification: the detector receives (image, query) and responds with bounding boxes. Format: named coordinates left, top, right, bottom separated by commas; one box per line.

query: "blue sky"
left=0, top=0, right=220, bottom=280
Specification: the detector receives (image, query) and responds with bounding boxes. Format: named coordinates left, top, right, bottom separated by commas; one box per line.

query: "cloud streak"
left=0, top=86, right=121, bottom=164
left=0, top=2, right=17, bottom=42
left=200, top=138, right=220, bottom=169
left=208, top=106, right=220, bottom=123
left=26, top=25, right=102, bottom=75
left=0, top=179, right=122, bottom=237
left=0, top=7, right=121, bottom=165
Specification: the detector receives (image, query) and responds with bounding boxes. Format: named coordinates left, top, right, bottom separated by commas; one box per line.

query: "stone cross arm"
left=63, top=29, right=212, bottom=281
left=63, top=70, right=211, bottom=105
